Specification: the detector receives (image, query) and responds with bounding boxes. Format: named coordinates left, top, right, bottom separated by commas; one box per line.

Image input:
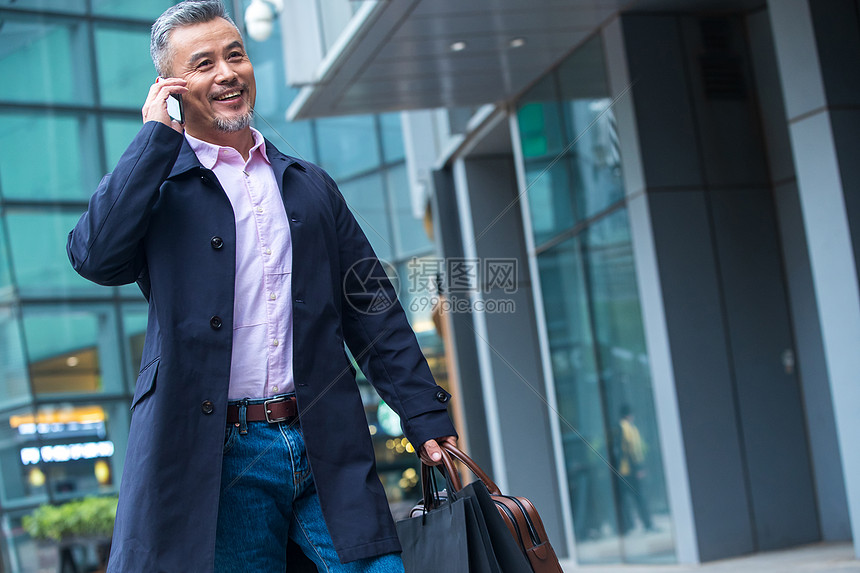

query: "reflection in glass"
left=0, top=16, right=91, bottom=105
left=379, top=113, right=405, bottom=163
left=0, top=112, right=97, bottom=201
left=338, top=173, right=393, bottom=261
left=585, top=211, right=674, bottom=562
left=103, top=117, right=145, bottom=170
left=519, top=34, right=676, bottom=564
left=387, top=165, right=431, bottom=257
left=95, top=25, right=154, bottom=108
left=21, top=305, right=123, bottom=397
left=121, top=307, right=148, bottom=393
left=0, top=0, right=85, bottom=12
left=6, top=211, right=106, bottom=297
left=0, top=215, right=13, bottom=298
left=91, top=0, right=175, bottom=19
left=0, top=406, right=49, bottom=508
left=0, top=307, right=31, bottom=409
left=316, top=115, right=381, bottom=180
left=538, top=238, right=622, bottom=563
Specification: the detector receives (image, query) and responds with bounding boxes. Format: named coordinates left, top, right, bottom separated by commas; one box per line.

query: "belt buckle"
left=264, top=396, right=288, bottom=424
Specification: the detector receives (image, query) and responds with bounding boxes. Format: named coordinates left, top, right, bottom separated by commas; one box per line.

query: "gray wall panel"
left=647, top=189, right=755, bottom=560
left=622, top=15, right=704, bottom=189
left=709, top=188, right=820, bottom=549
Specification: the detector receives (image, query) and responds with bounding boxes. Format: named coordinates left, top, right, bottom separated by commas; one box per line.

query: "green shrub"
left=23, top=496, right=118, bottom=541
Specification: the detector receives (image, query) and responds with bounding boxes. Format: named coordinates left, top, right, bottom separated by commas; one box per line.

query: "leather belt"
left=226, top=396, right=298, bottom=425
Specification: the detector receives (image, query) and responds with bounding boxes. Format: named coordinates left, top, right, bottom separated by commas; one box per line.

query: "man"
left=616, top=404, right=653, bottom=534
left=67, top=1, right=457, bottom=571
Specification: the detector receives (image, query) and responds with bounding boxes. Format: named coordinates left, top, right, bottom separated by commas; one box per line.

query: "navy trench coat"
left=67, top=122, right=456, bottom=572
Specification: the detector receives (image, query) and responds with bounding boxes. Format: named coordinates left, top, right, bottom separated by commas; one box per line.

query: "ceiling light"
left=450, top=41, right=467, bottom=52
left=66, top=356, right=79, bottom=367
left=509, top=37, right=526, bottom=48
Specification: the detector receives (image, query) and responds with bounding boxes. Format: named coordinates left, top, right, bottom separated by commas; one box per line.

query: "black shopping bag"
left=459, top=481, right=532, bottom=573
left=396, top=456, right=532, bottom=573
left=395, top=494, right=470, bottom=573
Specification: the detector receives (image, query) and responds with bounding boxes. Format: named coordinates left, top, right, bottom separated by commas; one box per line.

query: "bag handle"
left=420, top=449, right=462, bottom=510
left=438, top=443, right=502, bottom=495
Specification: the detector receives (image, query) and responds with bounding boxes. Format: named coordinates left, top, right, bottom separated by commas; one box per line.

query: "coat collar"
left=166, top=133, right=306, bottom=180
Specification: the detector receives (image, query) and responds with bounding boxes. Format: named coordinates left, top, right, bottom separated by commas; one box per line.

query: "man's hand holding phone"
left=143, top=77, right=188, bottom=133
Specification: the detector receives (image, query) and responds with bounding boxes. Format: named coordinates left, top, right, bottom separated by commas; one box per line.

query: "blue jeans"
left=214, top=407, right=404, bottom=572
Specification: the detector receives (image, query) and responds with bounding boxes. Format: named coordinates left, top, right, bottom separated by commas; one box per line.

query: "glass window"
left=379, top=113, right=405, bottom=163
left=0, top=112, right=100, bottom=202
left=519, top=34, right=676, bottom=563
left=562, top=99, right=624, bottom=220
left=0, top=405, right=49, bottom=508
left=21, top=304, right=124, bottom=397
left=316, top=115, right=381, bottom=180
left=523, top=160, right=576, bottom=246
left=0, top=307, right=31, bottom=409
left=121, top=307, right=148, bottom=392
left=538, top=237, right=623, bottom=564
left=585, top=211, right=674, bottom=563
left=246, top=12, right=301, bottom=117
left=3, top=401, right=128, bottom=505
left=338, top=173, right=393, bottom=261
left=5, top=210, right=107, bottom=298
left=91, top=0, right=176, bottom=20
left=0, top=0, right=85, bottom=12
left=0, top=216, right=13, bottom=299
left=258, top=119, right=317, bottom=164
left=95, top=24, right=154, bottom=108
left=103, top=116, right=144, bottom=170
left=0, top=15, right=93, bottom=105
left=386, top=165, right=431, bottom=257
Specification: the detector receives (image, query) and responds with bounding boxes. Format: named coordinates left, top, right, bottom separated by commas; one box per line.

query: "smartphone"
left=167, top=94, right=185, bottom=124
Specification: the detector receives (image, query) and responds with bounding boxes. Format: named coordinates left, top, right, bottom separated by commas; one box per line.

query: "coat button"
left=210, top=316, right=222, bottom=330
left=435, top=391, right=449, bottom=403
left=201, top=400, right=214, bottom=414
left=210, top=236, right=223, bottom=249
left=200, top=175, right=210, bottom=185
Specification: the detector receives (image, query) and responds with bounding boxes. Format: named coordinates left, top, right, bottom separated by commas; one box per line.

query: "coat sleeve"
left=67, top=121, right=184, bottom=286
left=326, top=171, right=458, bottom=449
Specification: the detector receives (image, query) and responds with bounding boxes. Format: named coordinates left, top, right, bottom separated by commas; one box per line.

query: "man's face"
left=168, top=18, right=256, bottom=140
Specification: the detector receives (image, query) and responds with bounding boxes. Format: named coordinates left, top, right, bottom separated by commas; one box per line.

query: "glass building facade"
left=517, top=35, right=674, bottom=564
left=0, top=2, right=446, bottom=570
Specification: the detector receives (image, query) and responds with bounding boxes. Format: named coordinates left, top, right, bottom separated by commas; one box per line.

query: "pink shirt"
left=186, top=129, right=294, bottom=400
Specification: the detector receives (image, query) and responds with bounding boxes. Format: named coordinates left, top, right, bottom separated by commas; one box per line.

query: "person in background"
left=617, top=404, right=654, bottom=534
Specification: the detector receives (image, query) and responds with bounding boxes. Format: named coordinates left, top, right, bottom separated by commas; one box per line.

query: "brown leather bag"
left=430, top=444, right=564, bottom=573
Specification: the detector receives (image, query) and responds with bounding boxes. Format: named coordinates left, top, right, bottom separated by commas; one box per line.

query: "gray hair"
left=150, top=0, right=240, bottom=77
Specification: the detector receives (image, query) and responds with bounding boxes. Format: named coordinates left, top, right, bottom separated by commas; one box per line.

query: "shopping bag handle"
left=438, top=443, right=502, bottom=495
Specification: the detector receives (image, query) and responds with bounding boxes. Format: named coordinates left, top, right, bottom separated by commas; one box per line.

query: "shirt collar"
left=184, top=127, right=270, bottom=170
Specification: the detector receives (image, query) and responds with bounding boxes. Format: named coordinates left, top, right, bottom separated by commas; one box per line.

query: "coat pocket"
left=130, top=358, right=159, bottom=411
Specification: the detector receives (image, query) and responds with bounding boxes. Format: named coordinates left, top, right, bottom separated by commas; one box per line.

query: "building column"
left=433, top=146, right=569, bottom=557
left=769, top=0, right=860, bottom=557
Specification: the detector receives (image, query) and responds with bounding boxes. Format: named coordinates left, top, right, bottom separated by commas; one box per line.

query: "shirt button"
left=201, top=400, right=214, bottom=414
left=272, top=339, right=279, bottom=347
left=256, top=207, right=264, bottom=213
left=271, top=386, right=278, bottom=393
left=270, top=292, right=277, bottom=300
left=264, top=248, right=272, bottom=255
left=210, top=316, right=222, bottom=330
left=210, top=236, right=224, bottom=250
left=435, top=391, right=449, bottom=403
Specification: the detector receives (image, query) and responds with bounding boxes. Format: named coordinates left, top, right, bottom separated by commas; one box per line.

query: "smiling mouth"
left=212, top=90, right=243, bottom=102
